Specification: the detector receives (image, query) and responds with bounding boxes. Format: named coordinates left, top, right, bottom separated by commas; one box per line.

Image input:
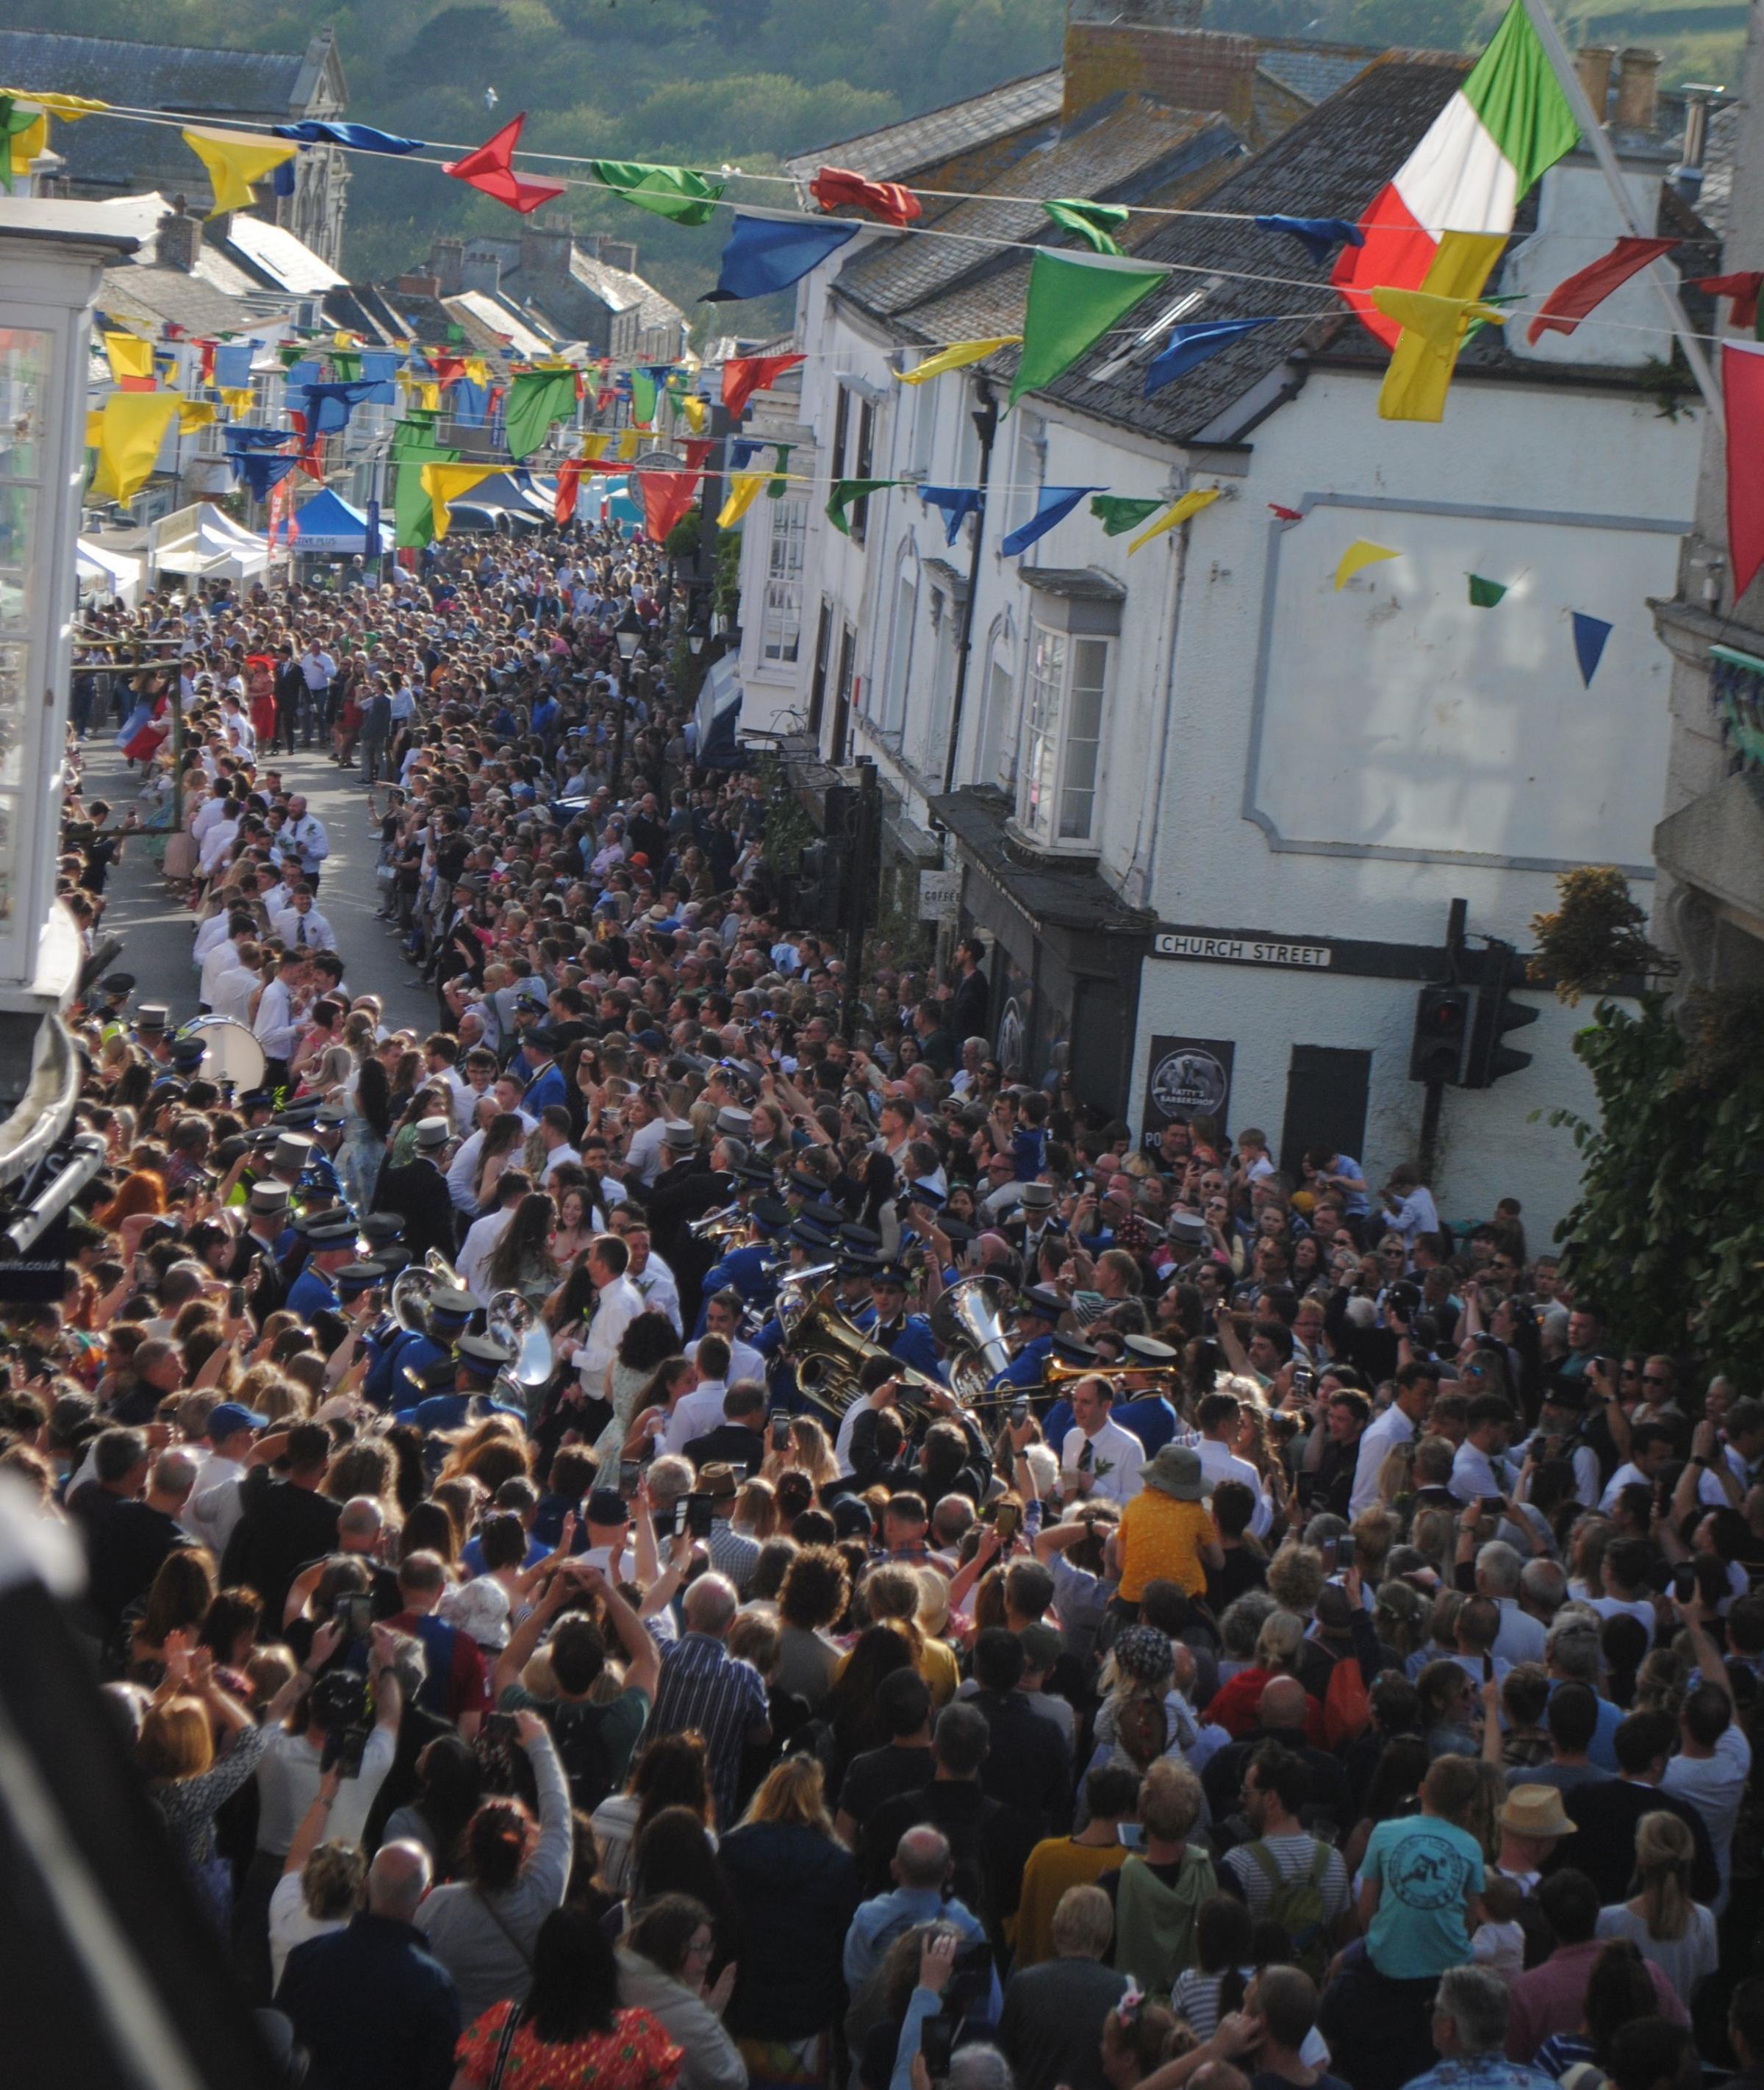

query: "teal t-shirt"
left=1362, top=1813, right=1484, bottom=1978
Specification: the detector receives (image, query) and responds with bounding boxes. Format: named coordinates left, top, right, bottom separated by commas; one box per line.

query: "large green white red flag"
left=1333, top=1, right=1580, bottom=346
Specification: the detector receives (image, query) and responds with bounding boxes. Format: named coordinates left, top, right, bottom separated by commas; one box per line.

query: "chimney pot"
left=1576, top=45, right=1616, bottom=119
left=156, top=208, right=202, bottom=273
left=1614, top=46, right=1661, bottom=133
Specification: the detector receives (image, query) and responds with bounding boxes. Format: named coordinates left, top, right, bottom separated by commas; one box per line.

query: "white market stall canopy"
left=148, top=504, right=270, bottom=581
left=76, top=537, right=143, bottom=605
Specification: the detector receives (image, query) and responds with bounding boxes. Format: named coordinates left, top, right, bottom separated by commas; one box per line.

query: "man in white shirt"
left=536, top=1109, right=580, bottom=1184
left=182, top=1400, right=264, bottom=1555
left=1449, top=1395, right=1519, bottom=1506
left=1597, top=1422, right=1677, bottom=1513
left=271, top=888, right=335, bottom=953
left=1694, top=1397, right=1764, bottom=1508
left=197, top=801, right=242, bottom=878
left=1195, top=1387, right=1272, bottom=1536
left=1350, top=1364, right=1436, bottom=1517
left=620, top=1222, right=681, bottom=1334
left=198, top=910, right=253, bottom=1010
left=278, top=795, right=330, bottom=890
left=252, top=951, right=309, bottom=1076
left=1380, top=1164, right=1440, bottom=1248
left=1061, top=1377, right=1145, bottom=1504
left=212, top=949, right=264, bottom=1028
left=620, top=1092, right=669, bottom=1187
left=460, top=1173, right=527, bottom=1297
left=664, top=1336, right=734, bottom=1453
left=1662, top=1606, right=1752, bottom=1914
left=688, top=1293, right=766, bottom=1388
left=576, top=1234, right=645, bottom=1403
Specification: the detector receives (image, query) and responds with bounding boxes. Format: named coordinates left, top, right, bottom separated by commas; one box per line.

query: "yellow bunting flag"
left=465, top=357, right=491, bottom=387
left=419, top=462, right=498, bottom=540
left=84, top=409, right=101, bottom=448
left=1371, top=231, right=1507, bottom=425
left=581, top=432, right=610, bottom=462
left=617, top=426, right=640, bottom=461
left=897, top=337, right=1021, bottom=385
left=103, top=332, right=154, bottom=387
left=1127, top=485, right=1221, bottom=554
left=5, top=89, right=107, bottom=120
left=181, top=127, right=298, bottom=217
left=717, top=473, right=767, bottom=528
left=681, top=394, right=707, bottom=434
left=219, top=387, right=255, bottom=415
left=10, top=112, right=45, bottom=176
left=417, top=382, right=441, bottom=412
left=1335, top=540, right=1399, bottom=590
left=92, top=393, right=181, bottom=505
left=177, top=401, right=217, bottom=432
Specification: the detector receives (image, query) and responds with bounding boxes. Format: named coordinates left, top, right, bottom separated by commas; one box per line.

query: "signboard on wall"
left=918, top=870, right=961, bottom=922
left=1141, top=1034, right=1235, bottom=1145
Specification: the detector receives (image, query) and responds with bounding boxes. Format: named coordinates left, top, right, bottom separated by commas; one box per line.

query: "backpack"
left=1244, top=1839, right=1335, bottom=1980
left=1115, top=1689, right=1171, bottom=1772
left=546, top=1697, right=617, bottom=1812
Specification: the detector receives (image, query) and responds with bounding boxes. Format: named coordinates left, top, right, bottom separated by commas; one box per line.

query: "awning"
left=287, top=486, right=369, bottom=554
left=76, top=537, right=143, bottom=604
left=148, top=503, right=269, bottom=581
left=693, top=651, right=744, bottom=769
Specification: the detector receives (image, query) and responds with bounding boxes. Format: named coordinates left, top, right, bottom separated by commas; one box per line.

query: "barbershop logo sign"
left=1142, top=1035, right=1234, bottom=1134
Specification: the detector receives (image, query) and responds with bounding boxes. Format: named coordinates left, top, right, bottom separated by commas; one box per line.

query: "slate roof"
left=1252, top=38, right=1382, bottom=104
left=783, top=69, right=1064, bottom=185
left=0, top=29, right=337, bottom=193
left=1044, top=54, right=1474, bottom=443
left=224, top=215, right=344, bottom=296
left=1693, top=99, right=1739, bottom=240
left=833, top=101, right=1243, bottom=337
left=98, top=262, right=262, bottom=337
left=570, top=248, right=685, bottom=334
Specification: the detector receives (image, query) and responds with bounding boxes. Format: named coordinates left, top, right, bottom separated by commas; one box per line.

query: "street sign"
left=918, top=869, right=960, bottom=922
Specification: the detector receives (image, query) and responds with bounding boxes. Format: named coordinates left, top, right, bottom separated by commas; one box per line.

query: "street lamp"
left=611, top=601, right=643, bottom=799
left=687, top=615, right=709, bottom=658
left=614, top=602, right=644, bottom=662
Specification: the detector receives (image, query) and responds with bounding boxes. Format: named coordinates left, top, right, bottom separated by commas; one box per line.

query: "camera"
left=333, top=1592, right=374, bottom=1642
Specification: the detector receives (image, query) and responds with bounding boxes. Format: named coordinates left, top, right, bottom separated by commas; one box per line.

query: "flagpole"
left=1521, top=0, right=1722, bottom=429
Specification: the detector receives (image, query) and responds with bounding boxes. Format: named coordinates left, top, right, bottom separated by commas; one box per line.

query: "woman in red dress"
left=246, top=654, right=278, bottom=748
left=453, top=1906, right=682, bottom=2090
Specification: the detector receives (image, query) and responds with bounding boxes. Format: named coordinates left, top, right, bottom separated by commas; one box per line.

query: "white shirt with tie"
left=1061, top=1418, right=1145, bottom=1503
left=272, top=905, right=335, bottom=951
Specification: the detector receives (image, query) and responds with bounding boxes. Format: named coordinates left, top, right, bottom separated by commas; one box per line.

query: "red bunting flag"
left=443, top=114, right=567, bottom=216
left=298, top=441, right=325, bottom=483
left=431, top=356, right=467, bottom=387
left=810, top=165, right=922, bottom=228
left=1693, top=271, right=1764, bottom=329
left=1724, top=340, right=1764, bottom=598
left=555, top=457, right=584, bottom=526
left=1269, top=504, right=1304, bottom=521
left=722, top=353, right=806, bottom=418
left=636, top=438, right=714, bottom=544
left=1527, top=237, right=1678, bottom=344
left=198, top=341, right=216, bottom=384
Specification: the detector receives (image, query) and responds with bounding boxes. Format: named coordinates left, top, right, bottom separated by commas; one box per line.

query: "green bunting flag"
left=392, top=414, right=440, bottom=453
left=630, top=368, right=659, bottom=426
left=1011, top=250, right=1166, bottom=409
left=0, top=99, right=39, bottom=192
left=767, top=442, right=795, bottom=499
left=827, top=479, right=897, bottom=534
left=1468, top=573, right=1509, bottom=607
left=504, top=366, right=577, bottom=462
left=1091, top=495, right=1165, bottom=537
left=591, top=160, right=725, bottom=226
left=393, top=441, right=460, bottom=549
left=1043, top=198, right=1130, bottom=257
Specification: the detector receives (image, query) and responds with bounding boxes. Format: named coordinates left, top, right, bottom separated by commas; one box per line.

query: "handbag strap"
left=487, top=2003, right=523, bottom=2090
left=475, top=1886, right=535, bottom=1972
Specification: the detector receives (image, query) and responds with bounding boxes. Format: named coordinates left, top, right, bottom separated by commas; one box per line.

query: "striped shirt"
left=646, top=1631, right=769, bottom=1827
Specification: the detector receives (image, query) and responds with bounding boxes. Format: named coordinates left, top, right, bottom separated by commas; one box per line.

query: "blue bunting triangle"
left=303, top=379, right=383, bottom=437
left=272, top=121, right=426, bottom=154
left=1000, top=484, right=1103, bottom=558
left=1254, top=215, right=1366, bottom=266
left=703, top=212, right=864, bottom=301
left=1144, top=318, right=1282, bottom=398
left=1571, top=612, right=1613, bottom=687
left=919, top=484, right=984, bottom=546
left=224, top=427, right=293, bottom=452
left=234, top=451, right=301, bottom=498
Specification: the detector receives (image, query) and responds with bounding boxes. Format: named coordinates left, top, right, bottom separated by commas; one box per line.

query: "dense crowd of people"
left=25, top=526, right=1764, bottom=2090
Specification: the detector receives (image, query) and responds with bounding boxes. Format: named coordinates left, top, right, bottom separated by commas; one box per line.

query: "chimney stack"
left=1062, top=4, right=1259, bottom=130
left=1576, top=45, right=1616, bottom=120
left=156, top=203, right=202, bottom=273
left=396, top=271, right=441, bottom=297
left=430, top=236, right=465, bottom=296
left=1613, top=46, right=1661, bottom=132
left=519, top=212, right=574, bottom=284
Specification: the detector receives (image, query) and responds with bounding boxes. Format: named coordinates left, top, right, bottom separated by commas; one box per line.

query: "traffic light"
left=1465, top=940, right=1539, bottom=1087
left=795, top=836, right=847, bottom=935
left=1408, top=984, right=1475, bottom=1085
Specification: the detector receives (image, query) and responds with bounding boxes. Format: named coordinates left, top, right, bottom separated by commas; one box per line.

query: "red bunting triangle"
left=637, top=439, right=714, bottom=545
left=298, top=441, right=325, bottom=483
left=431, top=356, right=467, bottom=387
left=443, top=114, right=568, bottom=216
left=1692, top=271, right=1764, bottom=329
left=722, top=353, right=806, bottom=418
left=555, top=457, right=584, bottom=525
left=1528, top=237, right=1678, bottom=344
left=809, top=165, right=922, bottom=228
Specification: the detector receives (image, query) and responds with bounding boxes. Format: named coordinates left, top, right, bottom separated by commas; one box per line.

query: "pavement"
left=78, top=731, right=437, bottom=1038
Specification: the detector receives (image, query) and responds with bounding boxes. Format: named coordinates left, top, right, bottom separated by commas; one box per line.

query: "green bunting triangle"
left=630, top=369, right=659, bottom=425
left=1043, top=199, right=1130, bottom=257
left=1091, top=495, right=1165, bottom=537
left=1011, top=250, right=1166, bottom=409
left=767, top=443, right=795, bottom=499
left=1468, top=573, right=1509, bottom=607
left=504, top=366, right=577, bottom=462
left=827, top=479, right=897, bottom=534
left=393, top=443, right=460, bottom=549
left=591, top=160, right=725, bottom=227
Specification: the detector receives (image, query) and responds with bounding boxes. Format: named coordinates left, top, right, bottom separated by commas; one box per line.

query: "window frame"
left=759, top=497, right=807, bottom=666
left=1014, top=615, right=1114, bottom=851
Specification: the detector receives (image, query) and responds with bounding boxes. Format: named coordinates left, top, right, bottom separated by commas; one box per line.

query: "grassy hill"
left=1, top=0, right=1739, bottom=321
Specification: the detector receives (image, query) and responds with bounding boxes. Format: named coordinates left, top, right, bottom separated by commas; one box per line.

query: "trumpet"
left=687, top=1202, right=748, bottom=1242
left=975, top=1359, right=1169, bottom=1403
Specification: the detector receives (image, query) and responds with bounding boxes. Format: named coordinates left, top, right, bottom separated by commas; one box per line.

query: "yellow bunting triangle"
left=681, top=394, right=707, bottom=434
left=177, top=401, right=217, bottom=432
left=581, top=432, right=610, bottom=462
left=617, top=426, right=640, bottom=460
left=1127, top=485, right=1221, bottom=554
left=6, top=89, right=107, bottom=121
left=1372, top=231, right=1507, bottom=424
left=92, top=393, right=182, bottom=505
left=1335, top=540, right=1399, bottom=590
left=103, top=332, right=154, bottom=387
left=181, top=127, right=298, bottom=216
left=717, top=473, right=767, bottom=528
left=10, top=112, right=45, bottom=176
left=897, top=337, right=1022, bottom=385
left=219, top=387, right=255, bottom=415
left=418, top=462, right=498, bottom=540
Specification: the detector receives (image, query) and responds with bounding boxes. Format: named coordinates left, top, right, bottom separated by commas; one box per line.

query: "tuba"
left=931, top=1274, right=1018, bottom=1405
left=486, top=1288, right=556, bottom=1392
left=777, top=1264, right=947, bottom=1426
left=390, top=1262, right=438, bottom=1336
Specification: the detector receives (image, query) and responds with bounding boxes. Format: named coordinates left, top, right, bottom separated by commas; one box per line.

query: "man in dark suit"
left=373, top=1117, right=459, bottom=1262
left=948, top=937, right=991, bottom=1042
left=220, top=1423, right=341, bottom=1625
left=684, top=1380, right=770, bottom=1473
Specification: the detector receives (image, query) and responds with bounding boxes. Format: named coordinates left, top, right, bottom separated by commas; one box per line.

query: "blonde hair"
left=1140, top=1758, right=1204, bottom=1842
left=1255, top=1609, right=1307, bottom=1675
left=866, top=1565, right=927, bottom=1656
left=1265, top=1544, right=1325, bottom=1616
left=138, top=1696, right=213, bottom=1780
left=1635, top=1811, right=1695, bottom=1942
left=739, top=1754, right=834, bottom=1836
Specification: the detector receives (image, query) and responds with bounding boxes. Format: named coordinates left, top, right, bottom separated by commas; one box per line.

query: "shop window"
left=761, top=498, right=806, bottom=665
left=1017, top=619, right=1111, bottom=847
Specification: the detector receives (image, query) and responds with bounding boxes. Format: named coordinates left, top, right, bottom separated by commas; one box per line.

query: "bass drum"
left=176, top=1014, right=267, bottom=1092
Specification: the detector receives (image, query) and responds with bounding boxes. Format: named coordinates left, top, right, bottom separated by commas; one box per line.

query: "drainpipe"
left=942, top=379, right=998, bottom=794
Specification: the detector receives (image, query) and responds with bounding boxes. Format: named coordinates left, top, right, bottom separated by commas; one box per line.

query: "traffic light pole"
left=1419, top=897, right=1467, bottom=1187
left=840, top=759, right=881, bottom=1044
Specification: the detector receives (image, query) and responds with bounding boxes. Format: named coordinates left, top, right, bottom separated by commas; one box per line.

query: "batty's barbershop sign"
left=1155, top=930, right=1334, bottom=970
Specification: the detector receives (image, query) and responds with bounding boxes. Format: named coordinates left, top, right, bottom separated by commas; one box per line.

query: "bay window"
left=1017, top=614, right=1114, bottom=848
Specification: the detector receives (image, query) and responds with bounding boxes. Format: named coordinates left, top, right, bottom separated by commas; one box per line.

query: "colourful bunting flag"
left=1128, top=485, right=1220, bottom=554
left=1468, top=573, right=1508, bottom=606
left=103, top=331, right=155, bottom=391
left=1269, top=504, right=1304, bottom=522
left=392, top=440, right=459, bottom=548
left=303, top=379, right=382, bottom=437
left=1144, top=317, right=1280, bottom=398
left=176, top=401, right=216, bottom=432
left=1091, top=495, right=1164, bottom=537
left=3, top=88, right=106, bottom=120
left=91, top=392, right=181, bottom=505
left=234, top=451, right=301, bottom=499
left=1012, top=250, right=1166, bottom=409
left=554, top=458, right=585, bottom=526
left=1693, top=272, right=1764, bottom=329
left=919, top=485, right=984, bottom=546
left=897, top=338, right=1019, bottom=386
left=1000, top=484, right=1100, bottom=557
left=1723, top=339, right=1764, bottom=598
left=681, top=395, right=708, bottom=434
left=630, top=369, right=659, bottom=426
left=272, top=120, right=424, bottom=154
left=225, top=426, right=292, bottom=452
left=1335, top=540, right=1399, bottom=590
left=219, top=387, right=254, bottom=415
left=767, top=443, right=795, bottom=498
left=827, top=479, right=897, bottom=534
left=420, top=462, right=499, bottom=540
left=504, top=365, right=577, bottom=461
left=0, top=98, right=37, bottom=193
left=181, top=127, right=298, bottom=215
left=7, top=110, right=44, bottom=179
left=445, top=114, right=567, bottom=216
left=1042, top=199, right=1130, bottom=257
left=723, top=353, right=806, bottom=418
left=212, top=342, right=254, bottom=390
left=810, top=165, right=921, bottom=227
left=1372, top=230, right=1507, bottom=423
left=638, top=457, right=709, bottom=545
left=1333, top=0, right=1580, bottom=348
left=704, top=211, right=867, bottom=302
left=1528, top=237, right=1678, bottom=343
left=1254, top=215, right=1365, bottom=265
left=1571, top=611, right=1613, bottom=687
left=582, top=432, right=611, bottom=462
left=717, top=473, right=768, bottom=527
left=591, top=160, right=724, bottom=226
left=617, top=426, right=640, bottom=461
